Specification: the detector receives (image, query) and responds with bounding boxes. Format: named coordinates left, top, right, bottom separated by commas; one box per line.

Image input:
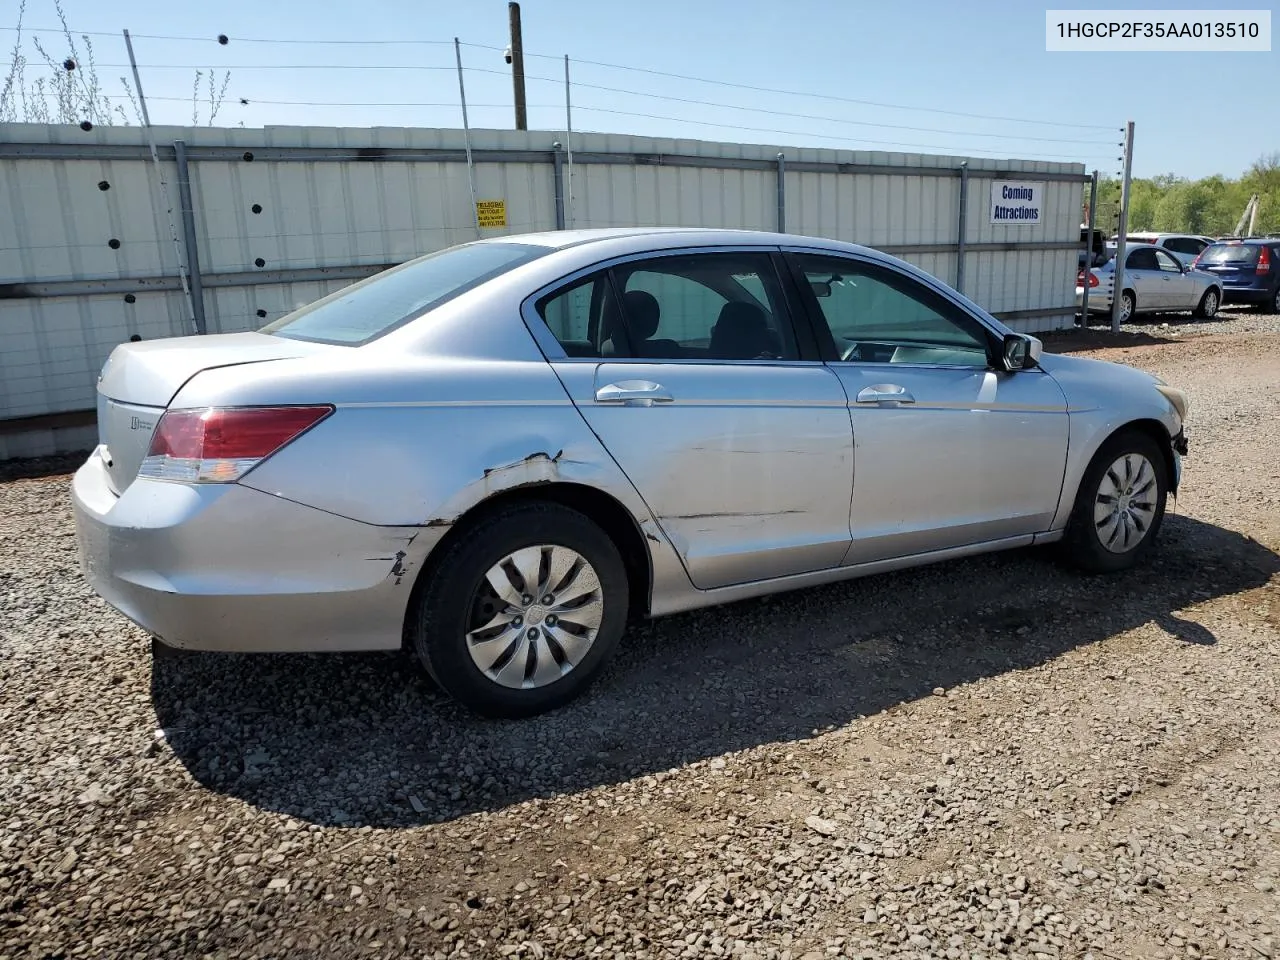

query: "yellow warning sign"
left=476, top=199, right=507, bottom=228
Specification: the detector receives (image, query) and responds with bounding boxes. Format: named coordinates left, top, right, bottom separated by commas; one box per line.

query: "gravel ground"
left=3, top=308, right=1280, bottom=960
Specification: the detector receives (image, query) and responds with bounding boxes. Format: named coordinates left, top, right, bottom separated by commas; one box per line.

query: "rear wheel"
left=1062, top=430, right=1168, bottom=573
left=1193, top=288, right=1219, bottom=319
left=1118, top=290, right=1135, bottom=324
left=408, top=501, right=629, bottom=717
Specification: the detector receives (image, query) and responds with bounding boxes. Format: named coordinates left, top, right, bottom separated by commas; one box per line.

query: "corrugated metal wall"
left=0, top=123, right=1085, bottom=459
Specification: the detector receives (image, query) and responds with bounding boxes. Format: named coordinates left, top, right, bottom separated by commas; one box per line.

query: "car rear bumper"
left=72, top=447, right=427, bottom=652
left=1219, top=286, right=1273, bottom=304
left=1076, top=287, right=1113, bottom=311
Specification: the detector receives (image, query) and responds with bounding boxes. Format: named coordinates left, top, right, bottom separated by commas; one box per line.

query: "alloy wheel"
left=1119, top=293, right=1134, bottom=323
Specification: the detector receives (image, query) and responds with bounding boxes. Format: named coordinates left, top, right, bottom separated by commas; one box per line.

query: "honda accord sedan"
left=74, top=228, right=1190, bottom=717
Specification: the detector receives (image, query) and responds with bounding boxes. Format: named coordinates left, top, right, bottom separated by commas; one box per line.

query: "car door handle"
left=595, top=380, right=674, bottom=404
left=855, top=384, right=915, bottom=404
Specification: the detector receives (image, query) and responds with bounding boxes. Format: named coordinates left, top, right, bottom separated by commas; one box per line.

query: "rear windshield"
left=262, top=242, right=548, bottom=345
left=1198, top=244, right=1260, bottom=265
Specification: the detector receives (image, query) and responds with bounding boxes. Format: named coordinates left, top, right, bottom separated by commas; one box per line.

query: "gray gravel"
left=3, top=314, right=1280, bottom=959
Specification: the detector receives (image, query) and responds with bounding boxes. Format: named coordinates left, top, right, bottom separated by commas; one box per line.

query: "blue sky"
left=6, top=0, right=1276, bottom=179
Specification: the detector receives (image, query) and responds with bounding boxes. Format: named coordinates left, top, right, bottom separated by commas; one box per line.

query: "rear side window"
left=613, top=253, right=799, bottom=361
left=262, top=242, right=547, bottom=345
left=1199, top=244, right=1260, bottom=265
left=1163, top=237, right=1203, bottom=255
left=536, top=272, right=618, bottom=358
left=1127, top=248, right=1160, bottom=271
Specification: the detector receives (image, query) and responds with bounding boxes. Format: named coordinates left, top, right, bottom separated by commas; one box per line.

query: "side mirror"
left=1001, top=333, right=1042, bottom=372
left=809, top=280, right=832, bottom=298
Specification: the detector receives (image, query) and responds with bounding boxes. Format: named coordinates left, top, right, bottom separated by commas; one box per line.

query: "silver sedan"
left=74, top=228, right=1190, bottom=716
left=1077, top=244, right=1223, bottom=322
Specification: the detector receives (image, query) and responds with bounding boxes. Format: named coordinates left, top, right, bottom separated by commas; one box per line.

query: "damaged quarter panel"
left=173, top=333, right=686, bottom=617
left=1038, top=351, right=1185, bottom=530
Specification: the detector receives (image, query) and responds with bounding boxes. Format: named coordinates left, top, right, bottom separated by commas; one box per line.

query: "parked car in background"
left=73, top=228, right=1191, bottom=717
left=1079, top=245, right=1222, bottom=322
left=1106, top=233, right=1216, bottom=267
left=1190, top=239, right=1280, bottom=313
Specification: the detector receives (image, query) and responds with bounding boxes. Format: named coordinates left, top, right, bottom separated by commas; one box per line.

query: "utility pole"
left=1110, top=120, right=1135, bottom=334
left=508, top=2, right=527, bottom=131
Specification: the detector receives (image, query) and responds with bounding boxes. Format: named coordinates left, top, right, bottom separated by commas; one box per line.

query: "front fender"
left=1039, top=353, right=1184, bottom=530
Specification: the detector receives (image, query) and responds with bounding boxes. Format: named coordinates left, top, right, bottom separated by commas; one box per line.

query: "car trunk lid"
left=1197, top=245, right=1261, bottom=286
left=96, top=332, right=330, bottom=493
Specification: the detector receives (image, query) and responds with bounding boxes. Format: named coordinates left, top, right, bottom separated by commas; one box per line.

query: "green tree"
left=1082, top=157, right=1280, bottom=237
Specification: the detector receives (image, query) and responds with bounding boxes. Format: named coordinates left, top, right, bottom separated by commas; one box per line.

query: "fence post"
left=955, top=161, right=969, bottom=295
left=172, top=140, right=207, bottom=334
left=552, top=141, right=565, bottom=230
left=776, top=153, right=786, bottom=233
left=1081, top=169, right=1098, bottom=325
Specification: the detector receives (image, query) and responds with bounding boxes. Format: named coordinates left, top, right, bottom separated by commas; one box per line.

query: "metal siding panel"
left=2, top=124, right=1087, bottom=457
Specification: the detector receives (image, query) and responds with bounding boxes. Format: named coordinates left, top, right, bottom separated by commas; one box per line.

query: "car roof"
left=1206, top=237, right=1278, bottom=246
left=468, top=226, right=909, bottom=265
left=477, top=226, right=829, bottom=250
left=1113, top=232, right=1208, bottom=241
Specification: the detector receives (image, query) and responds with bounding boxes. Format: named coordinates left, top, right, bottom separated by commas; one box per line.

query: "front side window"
left=609, top=253, right=799, bottom=361
left=263, top=242, right=547, bottom=345
left=792, top=254, right=990, bottom=366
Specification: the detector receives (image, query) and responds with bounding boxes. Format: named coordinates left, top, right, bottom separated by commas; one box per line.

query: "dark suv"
left=1191, top=239, right=1280, bottom=313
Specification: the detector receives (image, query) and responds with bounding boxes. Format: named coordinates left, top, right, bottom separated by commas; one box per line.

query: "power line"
left=93, top=63, right=458, bottom=70
left=461, top=67, right=1114, bottom=146
left=568, top=107, right=1111, bottom=162
left=461, top=40, right=1116, bottom=132
left=7, top=25, right=1114, bottom=132
left=0, top=26, right=452, bottom=44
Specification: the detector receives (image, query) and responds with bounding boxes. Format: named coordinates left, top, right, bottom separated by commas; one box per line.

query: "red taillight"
left=1257, top=245, right=1271, bottom=274
left=1077, top=269, right=1099, bottom=288
left=141, top=405, right=333, bottom=482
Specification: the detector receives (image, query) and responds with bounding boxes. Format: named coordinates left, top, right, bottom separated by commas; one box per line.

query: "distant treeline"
left=1087, top=153, right=1279, bottom=237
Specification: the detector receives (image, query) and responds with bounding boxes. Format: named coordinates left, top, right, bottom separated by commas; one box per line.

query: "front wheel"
left=408, top=501, right=629, bottom=717
left=1062, top=430, right=1169, bottom=573
left=1193, top=288, right=1219, bottom=319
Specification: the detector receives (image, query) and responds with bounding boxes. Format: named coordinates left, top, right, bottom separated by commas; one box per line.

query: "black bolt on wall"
left=254, top=258, right=266, bottom=268
left=97, top=180, right=110, bottom=191
left=79, top=121, right=92, bottom=131
left=123, top=294, right=136, bottom=304
left=218, top=34, right=229, bottom=44
left=251, top=204, right=262, bottom=214
left=108, top=239, right=120, bottom=250
left=242, top=152, right=254, bottom=162
left=256, top=309, right=267, bottom=318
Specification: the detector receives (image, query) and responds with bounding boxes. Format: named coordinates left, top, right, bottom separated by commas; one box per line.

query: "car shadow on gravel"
left=150, top=513, right=1279, bottom=829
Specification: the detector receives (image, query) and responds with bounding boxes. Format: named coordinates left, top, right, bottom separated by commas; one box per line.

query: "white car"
left=1105, top=233, right=1216, bottom=267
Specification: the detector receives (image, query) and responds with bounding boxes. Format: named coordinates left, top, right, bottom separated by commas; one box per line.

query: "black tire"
left=1193, top=287, right=1220, bottom=320
left=1266, top=287, right=1280, bottom=315
left=408, top=501, right=629, bottom=718
left=1062, top=429, right=1168, bottom=573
